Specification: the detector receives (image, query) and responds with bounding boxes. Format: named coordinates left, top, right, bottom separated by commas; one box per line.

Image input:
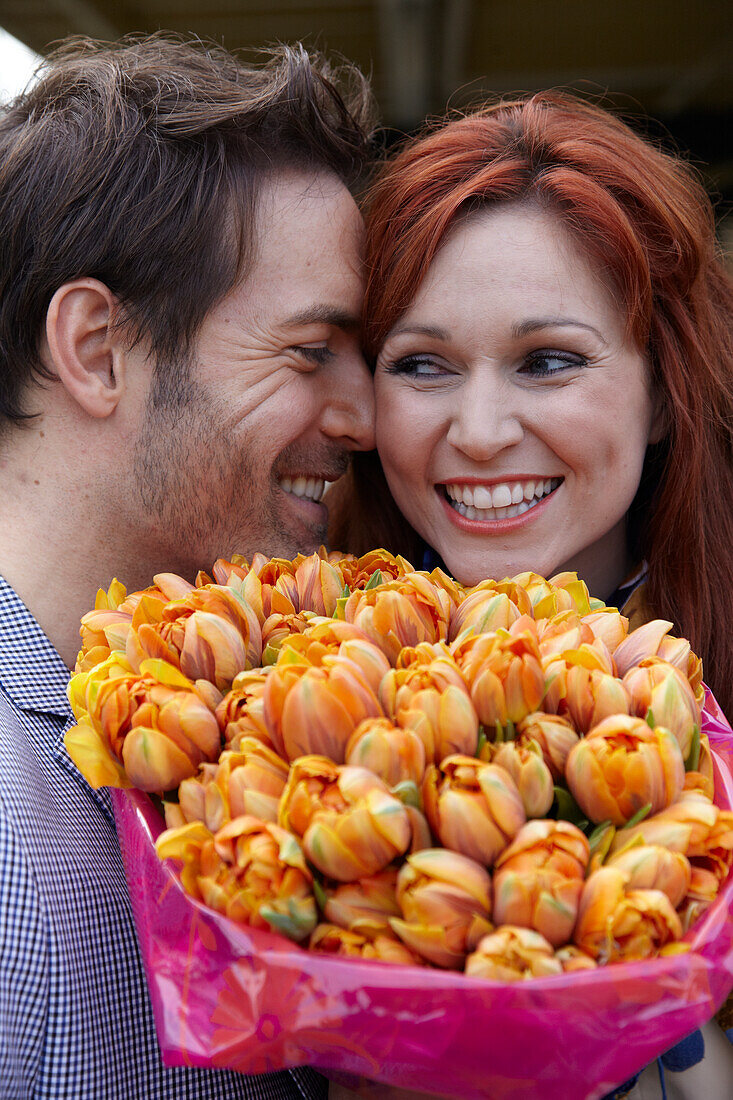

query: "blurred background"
left=0, top=0, right=731, bottom=254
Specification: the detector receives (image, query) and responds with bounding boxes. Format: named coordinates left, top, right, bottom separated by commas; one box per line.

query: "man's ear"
left=44, top=278, right=125, bottom=418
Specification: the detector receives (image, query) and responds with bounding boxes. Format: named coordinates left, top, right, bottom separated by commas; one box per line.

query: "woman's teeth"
left=279, top=476, right=326, bottom=503
left=444, top=478, right=561, bottom=520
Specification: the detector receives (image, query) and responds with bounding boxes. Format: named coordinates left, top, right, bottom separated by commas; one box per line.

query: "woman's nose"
left=319, top=351, right=376, bottom=452
left=445, top=376, right=524, bottom=461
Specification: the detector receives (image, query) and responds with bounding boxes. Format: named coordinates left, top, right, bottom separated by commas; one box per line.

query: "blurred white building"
left=0, top=27, right=41, bottom=103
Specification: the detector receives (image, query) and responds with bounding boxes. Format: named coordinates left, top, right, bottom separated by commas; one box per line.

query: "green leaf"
left=685, top=726, right=701, bottom=772
left=312, top=878, right=328, bottom=912
left=505, top=719, right=516, bottom=742
left=495, top=719, right=504, bottom=744
left=391, top=780, right=421, bottom=809
left=365, top=569, right=384, bottom=590
left=476, top=727, right=488, bottom=756
left=553, top=785, right=588, bottom=828
left=332, top=596, right=348, bottom=621
left=587, top=819, right=613, bottom=849
left=339, top=583, right=350, bottom=599
left=645, top=708, right=656, bottom=729
left=623, top=802, right=652, bottom=829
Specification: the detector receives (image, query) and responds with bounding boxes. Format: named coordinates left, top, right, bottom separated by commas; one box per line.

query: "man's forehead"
left=283, top=304, right=361, bottom=332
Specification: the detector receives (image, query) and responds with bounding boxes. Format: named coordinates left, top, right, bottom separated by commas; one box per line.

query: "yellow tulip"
left=423, top=755, right=526, bottom=866
left=565, top=715, right=685, bottom=826
left=278, top=757, right=412, bottom=882
left=345, top=717, right=426, bottom=790
left=322, top=869, right=401, bottom=937
left=448, top=590, right=523, bottom=643
left=581, top=609, right=629, bottom=654
left=515, top=712, right=579, bottom=780
left=623, top=658, right=701, bottom=759
left=65, top=659, right=221, bottom=791
left=512, top=570, right=592, bottom=618
left=309, top=923, right=423, bottom=965
left=176, top=739, right=289, bottom=830
left=677, top=866, right=719, bottom=933
left=573, top=866, right=682, bottom=962
left=155, top=816, right=316, bottom=941
left=465, top=926, right=562, bottom=980
left=390, top=848, right=493, bottom=969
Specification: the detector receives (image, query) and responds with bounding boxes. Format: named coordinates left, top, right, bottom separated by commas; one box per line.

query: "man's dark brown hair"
left=0, top=34, right=376, bottom=425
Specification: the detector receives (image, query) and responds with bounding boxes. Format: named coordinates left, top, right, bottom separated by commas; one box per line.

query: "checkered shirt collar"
left=0, top=573, right=72, bottom=717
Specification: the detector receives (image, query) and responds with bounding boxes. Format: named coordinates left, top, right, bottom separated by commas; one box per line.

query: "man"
left=0, top=35, right=375, bottom=1098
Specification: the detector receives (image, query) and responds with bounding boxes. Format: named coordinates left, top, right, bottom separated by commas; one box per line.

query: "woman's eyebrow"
left=387, top=322, right=450, bottom=340
left=512, top=317, right=606, bottom=342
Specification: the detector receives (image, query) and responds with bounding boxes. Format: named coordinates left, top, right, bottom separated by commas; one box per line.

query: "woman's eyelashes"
left=383, top=354, right=450, bottom=378
left=519, top=350, right=587, bottom=378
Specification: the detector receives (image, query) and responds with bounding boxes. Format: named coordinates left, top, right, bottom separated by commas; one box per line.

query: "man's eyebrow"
left=284, top=305, right=360, bottom=331
left=512, top=317, right=606, bottom=342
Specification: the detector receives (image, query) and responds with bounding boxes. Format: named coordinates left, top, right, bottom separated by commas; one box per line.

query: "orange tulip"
left=565, top=715, right=685, bottom=826
left=546, top=656, right=630, bottom=734
left=456, top=628, right=546, bottom=730
left=515, top=712, right=579, bottom=780
left=623, top=658, right=701, bottom=760
left=573, top=866, right=682, bottom=962
left=294, top=552, right=345, bottom=617
left=263, top=642, right=386, bottom=763
left=380, top=654, right=479, bottom=765
left=492, top=820, right=589, bottom=947
left=613, top=620, right=703, bottom=703
left=216, top=671, right=275, bottom=750
left=581, top=609, right=629, bottom=654
left=175, top=739, right=289, bottom=830
left=390, top=848, right=493, bottom=969
left=156, top=815, right=316, bottom=941
left=345, top=717, right=426, bottom=790
left=65, top=657, right=221, bottom=791
left=423, top=755, right=526, bottom=866
left=607, top=844, right=691, bottom=908
left=555, top=945, right=598, bottom=972
left=487, top=741, right=554, bottom=819
left=338, top=548, right=415, bottom=589
left=340, top=573, right=451, bottom=662
left=682, top=733, right=715, bottom=800
left=279, top=757, right=411, bottom=881
left=465, top=927, right=562, bottom=980
left=677, top=866, right=719, bottom=933
left=309, top=923, right=423, bottom=965
left=322, top=869, right=401, bottom=937
left=609, top=791, right=733, bottom=867
left=448, top=590, right=523, bottom=643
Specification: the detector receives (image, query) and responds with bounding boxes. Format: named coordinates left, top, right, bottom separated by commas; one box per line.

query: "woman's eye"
left=520, top=351, right=586, bottom=378
left=383, top=355, right=448, bottom=378
left=292, top=345, right=334, bottom=365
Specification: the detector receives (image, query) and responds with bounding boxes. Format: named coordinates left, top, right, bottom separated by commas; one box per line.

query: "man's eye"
left=520, top=351, right=586, bottom=377
left=384, top=355, right=447, bottom=378
left=292, top=345, right=335, bottom=365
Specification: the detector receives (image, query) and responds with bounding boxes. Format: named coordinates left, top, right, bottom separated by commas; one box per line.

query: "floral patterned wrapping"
left=112, top=693, right=733, bottom=1100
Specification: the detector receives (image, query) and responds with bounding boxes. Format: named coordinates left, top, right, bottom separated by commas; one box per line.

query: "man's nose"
left=445, top=375, right=524, bottom=460
left=319, top=352, right=376, bottom=451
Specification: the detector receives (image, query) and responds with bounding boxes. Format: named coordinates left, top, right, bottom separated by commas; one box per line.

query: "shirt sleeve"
left=0, top=794, right=49, bottom=1100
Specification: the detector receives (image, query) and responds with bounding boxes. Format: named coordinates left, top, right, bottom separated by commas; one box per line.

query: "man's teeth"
left=445, top=478, right=561, bottom=520
left=279, top=476, right=326, bottom=503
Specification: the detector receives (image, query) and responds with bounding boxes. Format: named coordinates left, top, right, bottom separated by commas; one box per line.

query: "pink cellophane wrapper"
left=112, top=691, right=733, bottom=1100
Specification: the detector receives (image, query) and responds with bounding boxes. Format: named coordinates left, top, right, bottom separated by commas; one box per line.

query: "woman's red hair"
left=329, top=91, right=733, bottom=715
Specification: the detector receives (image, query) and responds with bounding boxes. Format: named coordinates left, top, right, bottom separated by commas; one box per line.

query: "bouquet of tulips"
left=65, top=549, right=733, bottom=1099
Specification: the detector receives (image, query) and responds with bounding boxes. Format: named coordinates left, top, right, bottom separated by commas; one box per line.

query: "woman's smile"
left=440, top=477, right=563, bottom=523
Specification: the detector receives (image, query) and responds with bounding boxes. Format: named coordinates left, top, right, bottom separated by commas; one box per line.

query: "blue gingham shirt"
left=0, top=575, right=327, bottom=1100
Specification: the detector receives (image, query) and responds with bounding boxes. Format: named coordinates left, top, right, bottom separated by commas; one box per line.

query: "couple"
left=0, top=33, right=731, bottom=1100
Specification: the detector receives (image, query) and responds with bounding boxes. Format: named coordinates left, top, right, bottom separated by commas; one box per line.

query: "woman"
left=329, top=92, right=733, bottom=1099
